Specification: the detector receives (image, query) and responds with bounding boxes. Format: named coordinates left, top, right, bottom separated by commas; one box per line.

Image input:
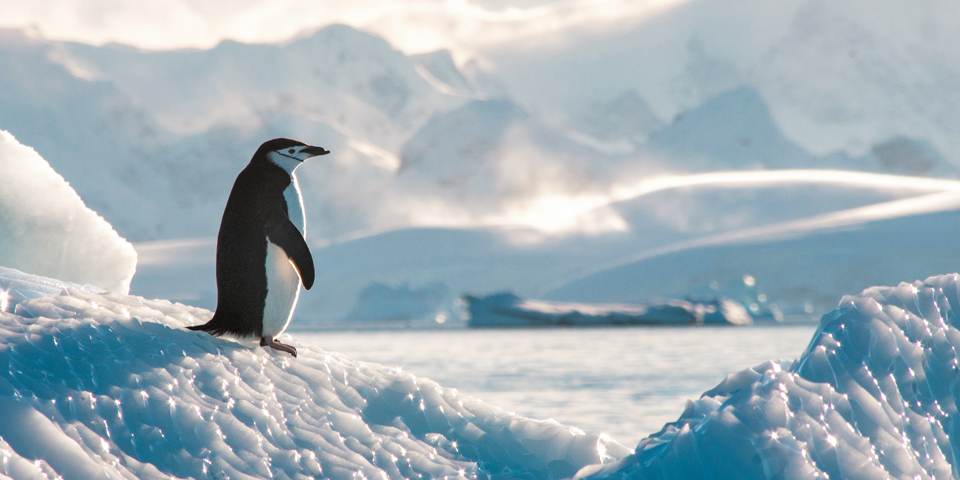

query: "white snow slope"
left=0, top=267, right=628, bottom=480
left=6, top=268, right=960, bottom=478
left=0, top=130, right=136, bottom=294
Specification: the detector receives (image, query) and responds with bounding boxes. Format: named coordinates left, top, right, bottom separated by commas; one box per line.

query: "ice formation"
left=579, top=273, right=960, bottom=479
left=0, top=130, right=136, bottom=294
left=0, top=267, right=628, bottom=479
left=465, top=293, right=752, bottom=328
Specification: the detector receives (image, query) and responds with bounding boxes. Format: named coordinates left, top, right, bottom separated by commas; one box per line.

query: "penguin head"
left=256, top=138, right=330, bottom=174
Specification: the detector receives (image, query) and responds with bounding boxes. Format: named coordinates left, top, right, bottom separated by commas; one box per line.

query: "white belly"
left=262, top=241, right=301, bottom=337
left=284, top=176, right=306, bottom=235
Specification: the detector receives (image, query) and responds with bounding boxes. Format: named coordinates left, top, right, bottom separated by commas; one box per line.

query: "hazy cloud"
left=0, top=0, right=687, bottom=58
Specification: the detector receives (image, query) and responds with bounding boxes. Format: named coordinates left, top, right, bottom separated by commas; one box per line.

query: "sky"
left=0, top=0, right=687, bottom=59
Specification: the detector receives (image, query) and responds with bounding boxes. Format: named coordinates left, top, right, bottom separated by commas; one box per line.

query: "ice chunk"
left=0, top=268, right=628, bottom=479
left=578, top=273, right=960, bottom=479
left=0, top=131, right=136, bottom=293
left=465, top=292, right=752, bottom=327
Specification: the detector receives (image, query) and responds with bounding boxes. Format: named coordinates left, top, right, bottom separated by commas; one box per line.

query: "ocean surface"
left=297, top=323, right=818, bottom=448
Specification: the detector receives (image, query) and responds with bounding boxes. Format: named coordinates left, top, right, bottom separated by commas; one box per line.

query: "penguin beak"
left=301, top=146, right=330, bottom=158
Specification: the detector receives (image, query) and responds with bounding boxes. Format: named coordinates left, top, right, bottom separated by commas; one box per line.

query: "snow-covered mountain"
left=3, top=14, right=955, bottom=245
left=0, top=25, right=477, bottom=241
left=65, top=25, right=467, bottom=147
left=478, top=0, right=960, bottom=164
left=647, top=86, right=948, bottom=178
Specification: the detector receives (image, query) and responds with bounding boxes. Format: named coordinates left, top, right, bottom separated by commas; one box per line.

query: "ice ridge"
left=579, top=274, right=960, bottom=479
left=0, top=267, right=628, bottom=480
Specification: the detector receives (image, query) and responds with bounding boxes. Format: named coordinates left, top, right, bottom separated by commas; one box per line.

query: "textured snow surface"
left=0, top=130, right=137, bottom=294
left=9, top=264, right=960, bottom=479
left=581, top=273, right=960, bottom=480
left=0, top=267, right=628, bottom=480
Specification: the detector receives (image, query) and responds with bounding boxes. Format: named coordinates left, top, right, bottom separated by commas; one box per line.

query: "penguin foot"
left=260, top=336, right=297, bottom=357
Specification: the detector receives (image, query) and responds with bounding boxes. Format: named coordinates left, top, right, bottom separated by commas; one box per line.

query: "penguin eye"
left=288, top=149, right=295, bottom=154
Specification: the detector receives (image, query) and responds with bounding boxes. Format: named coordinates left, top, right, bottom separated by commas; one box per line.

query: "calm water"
left=297, top=324, right=818, bottom=448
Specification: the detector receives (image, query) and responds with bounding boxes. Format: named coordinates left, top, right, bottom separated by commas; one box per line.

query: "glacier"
left=6, top=267, right=960, bottom=478
left=0, top=266, right=629, bottom=479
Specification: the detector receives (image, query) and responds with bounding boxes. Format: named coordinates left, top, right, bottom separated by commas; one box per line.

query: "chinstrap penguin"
left=189, top=138, right=329, bottom=357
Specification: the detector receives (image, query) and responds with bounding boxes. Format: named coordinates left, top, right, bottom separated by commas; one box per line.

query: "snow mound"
left=465, top=293, right=752, bottom=328
left=0, top=130, right=136, bottom=293
left=0, top=267, right=628, bottom=479
left=579, top=273, right=960, bottom=479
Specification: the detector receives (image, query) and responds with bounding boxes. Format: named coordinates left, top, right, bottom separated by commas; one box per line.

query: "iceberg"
left=465, top=293, right=752, bottom=328
left=0, top=266, right=628, bottom=479
left=0, top=130, right=136, bottom=294
left=579, top=273, right=960, bottom=479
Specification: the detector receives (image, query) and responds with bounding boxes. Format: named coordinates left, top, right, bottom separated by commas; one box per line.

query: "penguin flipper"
left=266, top=216, right=315, bottom=290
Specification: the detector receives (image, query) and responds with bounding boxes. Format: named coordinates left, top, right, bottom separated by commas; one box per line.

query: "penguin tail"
left=188, top=323, right=230, bottom=337
left=187, top=311, right=253, bottom=338
left=188, top=314, right=227, bottom=336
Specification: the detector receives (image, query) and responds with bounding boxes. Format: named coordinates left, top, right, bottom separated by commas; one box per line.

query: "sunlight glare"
left=489, top=193, right=627, bottom=234
left=395, top=169, right=960, bottom=244
left=399, top=191, right=628, bottom=240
